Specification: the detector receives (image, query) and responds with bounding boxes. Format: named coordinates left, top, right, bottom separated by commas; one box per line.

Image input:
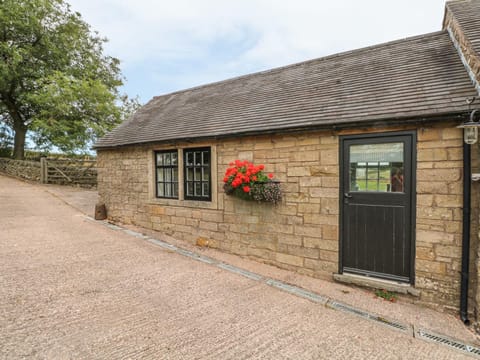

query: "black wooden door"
left=340, top=132, right=415, bottom=283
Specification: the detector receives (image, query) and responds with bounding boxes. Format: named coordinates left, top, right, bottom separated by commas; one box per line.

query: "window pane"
left=349, top=143, right=404, bottom=193
left=171, top=152, right=178, bottom=165
left=172, top=168, right=178, bottom=181
left=165, top=183, right=172, bottom=197
left=157, top=168, right=164, bottom=182
left=187, top=168, right=193, bottom=181
left=186, top=152, right=194, bottom=166
left=165, top=168, right=171, bottom=182
left=156, top=153, right=163, bottom=165
left=173, top=183, right=178, bottom=197
left=195, top=168, right=201, bottom=181
left=195, top=182, right=202, bottom=196
left=203, top=168, right=209, bottom=181
left=187, top=182, right=194, bottom=196
left=157, top=183, right=164, bottom=197
left=202, top=151, right=210, bottom=165
left=195, top=152, right=201, bottom=166
left=164, top=153, right=171, bottom=165
left=202, top=183, right=209, bottom=196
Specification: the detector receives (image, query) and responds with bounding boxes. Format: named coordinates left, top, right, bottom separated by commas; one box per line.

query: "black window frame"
left=155, top=150, right=179, bottom=199
left=184, top=147, right=211, bottom=201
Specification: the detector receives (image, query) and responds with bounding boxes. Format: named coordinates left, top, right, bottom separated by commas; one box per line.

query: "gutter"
left=460, top=140, right=471, bottom=325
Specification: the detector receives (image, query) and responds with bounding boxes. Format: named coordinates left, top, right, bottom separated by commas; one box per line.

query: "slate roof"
left=447, top=0, right=480, bottom=57
left=95, top=31, right=477, bottom=149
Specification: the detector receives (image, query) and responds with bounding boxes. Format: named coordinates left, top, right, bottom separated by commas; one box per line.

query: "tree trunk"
left=13, top=122, right=27, bottom=160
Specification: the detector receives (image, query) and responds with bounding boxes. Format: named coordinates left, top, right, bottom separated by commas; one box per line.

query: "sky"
left=68, top=0, right=448, bottom=105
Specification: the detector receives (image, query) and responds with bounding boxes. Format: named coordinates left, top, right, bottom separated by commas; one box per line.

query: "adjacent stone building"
left=95, top=1, right=480, bottom=320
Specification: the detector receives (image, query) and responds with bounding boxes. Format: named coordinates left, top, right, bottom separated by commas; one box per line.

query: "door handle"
left=344, top=193, right=353, bottom=198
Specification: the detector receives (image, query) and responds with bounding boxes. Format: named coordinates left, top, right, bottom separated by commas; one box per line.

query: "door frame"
left=338, top=130, right=417, bottom=285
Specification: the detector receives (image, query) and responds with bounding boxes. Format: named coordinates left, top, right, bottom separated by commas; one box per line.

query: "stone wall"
left=97, top=124, right=477, bottom=314
left=414, top=127, right=474, bottom=313
left=0, top=158, right=41, bottom=182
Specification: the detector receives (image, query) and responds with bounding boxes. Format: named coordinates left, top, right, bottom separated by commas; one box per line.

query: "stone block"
left=297, top=137, right=320, bottom=146
left=441, top=127, right=462, bottom=140
left=417, top=128, right=441, bottom=141
left=310, top=165, right=338, bottom=176
left=435, top=245, right=461, bottom=258
left=321, top=177, right=339, bottom=188
left=299, top=177, right=322, bottom=187
left=309, top=188, right=338, bottom=198
left=287, top=166, right=311, bottom=177
left=297, top=203, right=321, bottom=214
left=417, top=139, right=461, bottom=149
left=434, top=194, right=462, bottom=208
left=416, top=259, right=447, bottom=275
left=322, top=225, right=338, bottom=240
left=416, top=246, right=435, bottom=261
left=201, top=211, right=224, bottom=222
left=278, top=234, right=302, bottom=246
left=447, top=148, right=463, bottom=161
left=276, top=253, right=304, bottom=267
left=321, top=198, right=339, bottom=215
left=320, top=135, right=338, bottom=145
left=304, top=214, right=338, bottom=226
left=416, top=230, right=454, bottom=244
left=289, top=151, right=319, bottom=162
left=417, top=206, right=453, bottom=221
left=281, top=244, right=319, bottom=259
left=304, top=259, right=337, bottom=273
left=294, top=225, right=323, bottom=238
left=171, top=217, right=186, bottom=225
left=247, top=247, right=275, bottom=260
left=320, top=149, right=338, bottom=165
left=319, top=250, right=338, bottom=262
left=417, top=148, right=447, bottom=162
left=417, top=194, right=434, bottom=206
left=417, top=169, right=461, bottom=182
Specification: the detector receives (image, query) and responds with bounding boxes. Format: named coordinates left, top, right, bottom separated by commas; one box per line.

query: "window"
left=155, top=150, right=178, bottom=198
left=349, top=142, right=404, bottom=192
left=184, top=147, right=211, bottom=201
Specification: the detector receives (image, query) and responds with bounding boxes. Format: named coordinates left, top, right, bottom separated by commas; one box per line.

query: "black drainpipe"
left=460, top=140, right=471, bottom=325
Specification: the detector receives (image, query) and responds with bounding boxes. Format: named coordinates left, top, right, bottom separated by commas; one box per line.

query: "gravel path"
left=0, top=175, right=474, bottom=359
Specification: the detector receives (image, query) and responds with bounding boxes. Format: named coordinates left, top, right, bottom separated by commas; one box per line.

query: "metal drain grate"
left=266, top=279, right=328, bottom=304
left=327, top=301, right=410, bottom=333
left=416, top=329, right=480, bottom=357
left=217, top=263, right=263, bottom=281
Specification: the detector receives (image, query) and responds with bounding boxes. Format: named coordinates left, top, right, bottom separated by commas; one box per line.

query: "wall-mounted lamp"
left=457, top=96, right=480, bottom=145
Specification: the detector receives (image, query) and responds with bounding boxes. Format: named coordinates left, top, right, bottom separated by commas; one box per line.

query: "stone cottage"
left=95, top=1, right=480, bottom=320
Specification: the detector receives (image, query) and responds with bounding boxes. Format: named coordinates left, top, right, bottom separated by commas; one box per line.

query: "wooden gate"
left=40, top=158, right=97, bottom=187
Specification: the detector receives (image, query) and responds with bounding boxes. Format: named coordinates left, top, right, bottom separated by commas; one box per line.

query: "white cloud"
left=68, top=0, right=447, bottom=100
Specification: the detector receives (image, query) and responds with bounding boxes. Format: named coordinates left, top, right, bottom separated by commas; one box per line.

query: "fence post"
left=40, top=157, right=48, bottom=184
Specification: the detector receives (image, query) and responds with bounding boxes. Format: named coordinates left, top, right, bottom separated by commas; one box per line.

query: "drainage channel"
left=416, top=328, right=480, bottom=358
left=89, top=216, right=480, bottom=358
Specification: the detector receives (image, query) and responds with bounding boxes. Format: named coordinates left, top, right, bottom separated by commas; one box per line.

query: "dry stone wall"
left=0, top=158, right=41, bottom=182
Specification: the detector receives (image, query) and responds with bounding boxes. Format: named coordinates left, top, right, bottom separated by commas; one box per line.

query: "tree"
left=0, top=0, right=138, bottom=159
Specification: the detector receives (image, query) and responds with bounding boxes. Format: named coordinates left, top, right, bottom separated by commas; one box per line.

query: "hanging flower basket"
left=223, top=160, right=282, bottom=204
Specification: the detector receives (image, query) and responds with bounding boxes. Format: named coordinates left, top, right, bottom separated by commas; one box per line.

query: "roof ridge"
left=149, top=30, right=448, bottom=102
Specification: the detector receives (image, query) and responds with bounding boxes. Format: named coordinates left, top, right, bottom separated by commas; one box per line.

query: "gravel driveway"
left=0, top=175, right=475, bottom=359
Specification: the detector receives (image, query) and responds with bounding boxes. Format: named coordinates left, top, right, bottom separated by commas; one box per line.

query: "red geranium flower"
left=268, top=173, right=274, bottom=179
left=243, top=185, right=250, bottom=193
